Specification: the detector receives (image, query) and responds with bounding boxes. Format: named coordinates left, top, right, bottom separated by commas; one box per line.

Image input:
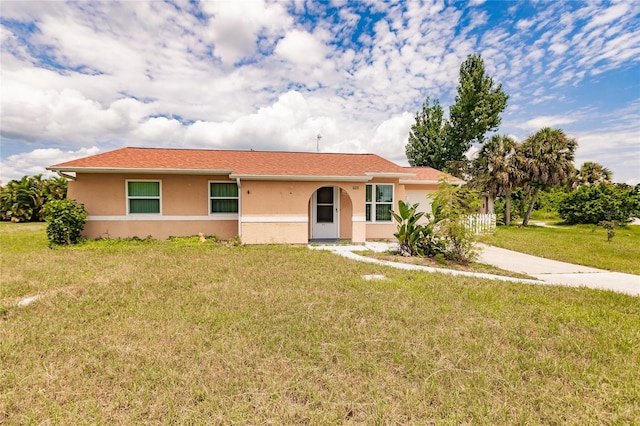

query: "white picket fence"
left=465, top=213, right=496, bottom=234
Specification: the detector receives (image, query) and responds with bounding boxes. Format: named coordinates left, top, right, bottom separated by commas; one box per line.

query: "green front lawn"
left=1, top=223, right=638, bottom=424
left=478, top=223, right=640, bottom=274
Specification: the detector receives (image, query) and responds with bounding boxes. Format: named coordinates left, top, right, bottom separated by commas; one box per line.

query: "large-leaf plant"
left=391, top=200, right=426, bottom=257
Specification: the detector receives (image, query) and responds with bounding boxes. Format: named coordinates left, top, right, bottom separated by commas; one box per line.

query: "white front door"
left=311, top=186, right=339, bottom=240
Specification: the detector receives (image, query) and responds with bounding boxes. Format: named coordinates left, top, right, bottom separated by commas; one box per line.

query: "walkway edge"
left=309, top=244, right=639, bottom=296
left=309, top=245, right=543, bottom=285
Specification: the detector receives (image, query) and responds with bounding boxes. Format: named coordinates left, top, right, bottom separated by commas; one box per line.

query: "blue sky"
left=1, top=0, right=639, bottom=184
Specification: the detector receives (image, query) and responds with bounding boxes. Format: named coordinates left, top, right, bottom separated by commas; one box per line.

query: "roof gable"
left=48, top=147, right=413, bottom=180
left=401, top=167, right=464, bottom=184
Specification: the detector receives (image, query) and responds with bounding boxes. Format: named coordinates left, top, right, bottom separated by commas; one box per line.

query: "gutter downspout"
left=236, top=177, right=242, bottom=241
left=56, top=171, right=76, bottom=181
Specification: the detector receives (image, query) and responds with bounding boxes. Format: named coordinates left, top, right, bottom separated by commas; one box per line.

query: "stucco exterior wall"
left=403, top=183, right=439, bottom=221
left=241, top=222, right=309, bottom=244
left=70, top=173, right=238, bottom=240
left=83, top=220, right=238, bottom=240
left=68, top=174, right=127, bottom=216
left=68, top=173, right=407, bottom=243
left=339, top=189, right=353, bottom=240
left=239, top=180, right=365, bottom=244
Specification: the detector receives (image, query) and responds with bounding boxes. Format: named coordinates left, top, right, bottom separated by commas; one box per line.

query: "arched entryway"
left=308, top=185, right=356, bottom=241
left=310, top=186, right=340, bottom=240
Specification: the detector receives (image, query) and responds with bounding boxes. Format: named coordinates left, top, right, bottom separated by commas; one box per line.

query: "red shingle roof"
left=401, top=167, right=464, bottom=183
left=48, top=147, right=413, bottom=179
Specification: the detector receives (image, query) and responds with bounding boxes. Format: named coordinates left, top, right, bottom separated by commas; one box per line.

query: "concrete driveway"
left=311, top=242, right=640, bottom=296
left=476, top=244, right=640, bottom=296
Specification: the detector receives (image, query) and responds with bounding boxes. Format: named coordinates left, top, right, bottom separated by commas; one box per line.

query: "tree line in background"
left=0, top=175, right=68, bottom=222
left=1, top=175, right=88, bottom=245
left=407, top=53, right=639, bottom=227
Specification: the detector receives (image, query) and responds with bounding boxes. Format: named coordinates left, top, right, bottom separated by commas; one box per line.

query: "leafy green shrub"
left=391, top=201, right=425, bottom=256
left=0, top=175, right=67, bottom=222
left=431, top=182, right=480, bottom=264
left=392, top=183, right=483, bottom=264
left=558, top=183, right=640, bottom=224
left=534, top=187, right=568, bottom=214
left=43, top=199, right=88, bottom=245
left=392, top=200, right=447, bottom=258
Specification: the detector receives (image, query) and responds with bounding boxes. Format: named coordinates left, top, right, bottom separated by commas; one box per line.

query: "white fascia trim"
left=352, top=215, right=366, bottom=222
left=229, top=174, right=370, bottom=182
left=47, top=167, right=233, bottom=175
left=241, top=216, right=307, bottom=223
left=399, top=179, right=440, bottom=185
left=400, top=179, right=465, bottom=186
left=89, top=215, right=238, bottom=221
left=366, top=172, right=416, bottom=178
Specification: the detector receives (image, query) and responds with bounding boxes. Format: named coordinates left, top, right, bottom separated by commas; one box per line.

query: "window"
left=365, top=184, right=393, bottom=222
left=127, top=181, right=161, bottom=214
left=210, top=182, right=238, bottom=213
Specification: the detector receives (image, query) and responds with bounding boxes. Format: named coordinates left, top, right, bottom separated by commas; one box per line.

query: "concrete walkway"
left=476, top=244, right=639, bottom=296
left=309, top=242, right=640, bottom=296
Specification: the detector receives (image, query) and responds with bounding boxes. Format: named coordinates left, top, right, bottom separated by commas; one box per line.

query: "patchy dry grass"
left=362, top=251, right=535, bottom=280
left=1, top=223, right=639, bottom=424
left=478, top=223, right=640, bottom=274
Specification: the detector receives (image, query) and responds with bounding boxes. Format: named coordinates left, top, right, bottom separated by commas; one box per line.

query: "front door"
left=311, top=186, right=339, bottom=240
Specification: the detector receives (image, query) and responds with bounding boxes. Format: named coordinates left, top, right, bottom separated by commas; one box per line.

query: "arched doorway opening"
left=308, top=185, right=353, bottom=241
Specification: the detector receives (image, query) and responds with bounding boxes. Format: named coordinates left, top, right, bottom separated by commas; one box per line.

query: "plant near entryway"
left=430, top=181, right=481, bottom=264
left=391, top=200, right=426, bottom=257
left=392, top=182, right=481, bottom=263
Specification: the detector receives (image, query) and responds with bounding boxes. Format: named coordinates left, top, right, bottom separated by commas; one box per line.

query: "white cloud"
left=520, top=115, right=576, bottom=131
left=573, top=129, right=640, bottom=184
left=585, top=2, right=629, bottom=30
left=0, top=147, right=101, bottom=184
left=275, top=29, right=327, bottom=67
left=183, top=91, right=336, bottom=152
left=201, top=0, right=292, bottom=65
left=549, top=43, right=568, bottom=55
left=369, top=112, right=415, bottom=164
left=516, top=19, right=534, bottom=30
left=33, top=14, right=146, bottom=75
left=1, top=84, right=151, bottom=145
left=0, top=0, right=639, bottom=184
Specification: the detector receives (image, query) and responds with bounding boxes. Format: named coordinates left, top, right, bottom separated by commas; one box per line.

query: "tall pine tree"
left=405, top=97, right=447, bottom=170
left=406, top=54, right=508, bottom=174
left=447, top=53, right=508, bottom=157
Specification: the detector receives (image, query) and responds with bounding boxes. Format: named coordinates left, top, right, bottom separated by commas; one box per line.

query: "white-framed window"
left=366, top=183, right=394, bottom=222
left=127, top=180, right=161, bottom=214
left=209, top=181, right=239, bottom=214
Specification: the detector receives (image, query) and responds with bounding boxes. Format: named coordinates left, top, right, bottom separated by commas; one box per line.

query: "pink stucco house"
left=48, top=147, right=460, bottom=244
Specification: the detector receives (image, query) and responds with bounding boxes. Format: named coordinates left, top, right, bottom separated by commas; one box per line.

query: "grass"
left=478, top=223, right=640, bottom=274
left=362, top=251, right=536, bottom=280
left=1, top=222, right=639, bottom=424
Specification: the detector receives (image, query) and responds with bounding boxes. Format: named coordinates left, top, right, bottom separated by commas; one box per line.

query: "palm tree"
left=574, top=161, right=612, bottom=186
left=517, top=127, right=577, bottom=226
left=0, top=176, right=38, bottom=222
left=0, top=175, right=68, bottom=222
left=474, top=135, right=521, bottom=225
